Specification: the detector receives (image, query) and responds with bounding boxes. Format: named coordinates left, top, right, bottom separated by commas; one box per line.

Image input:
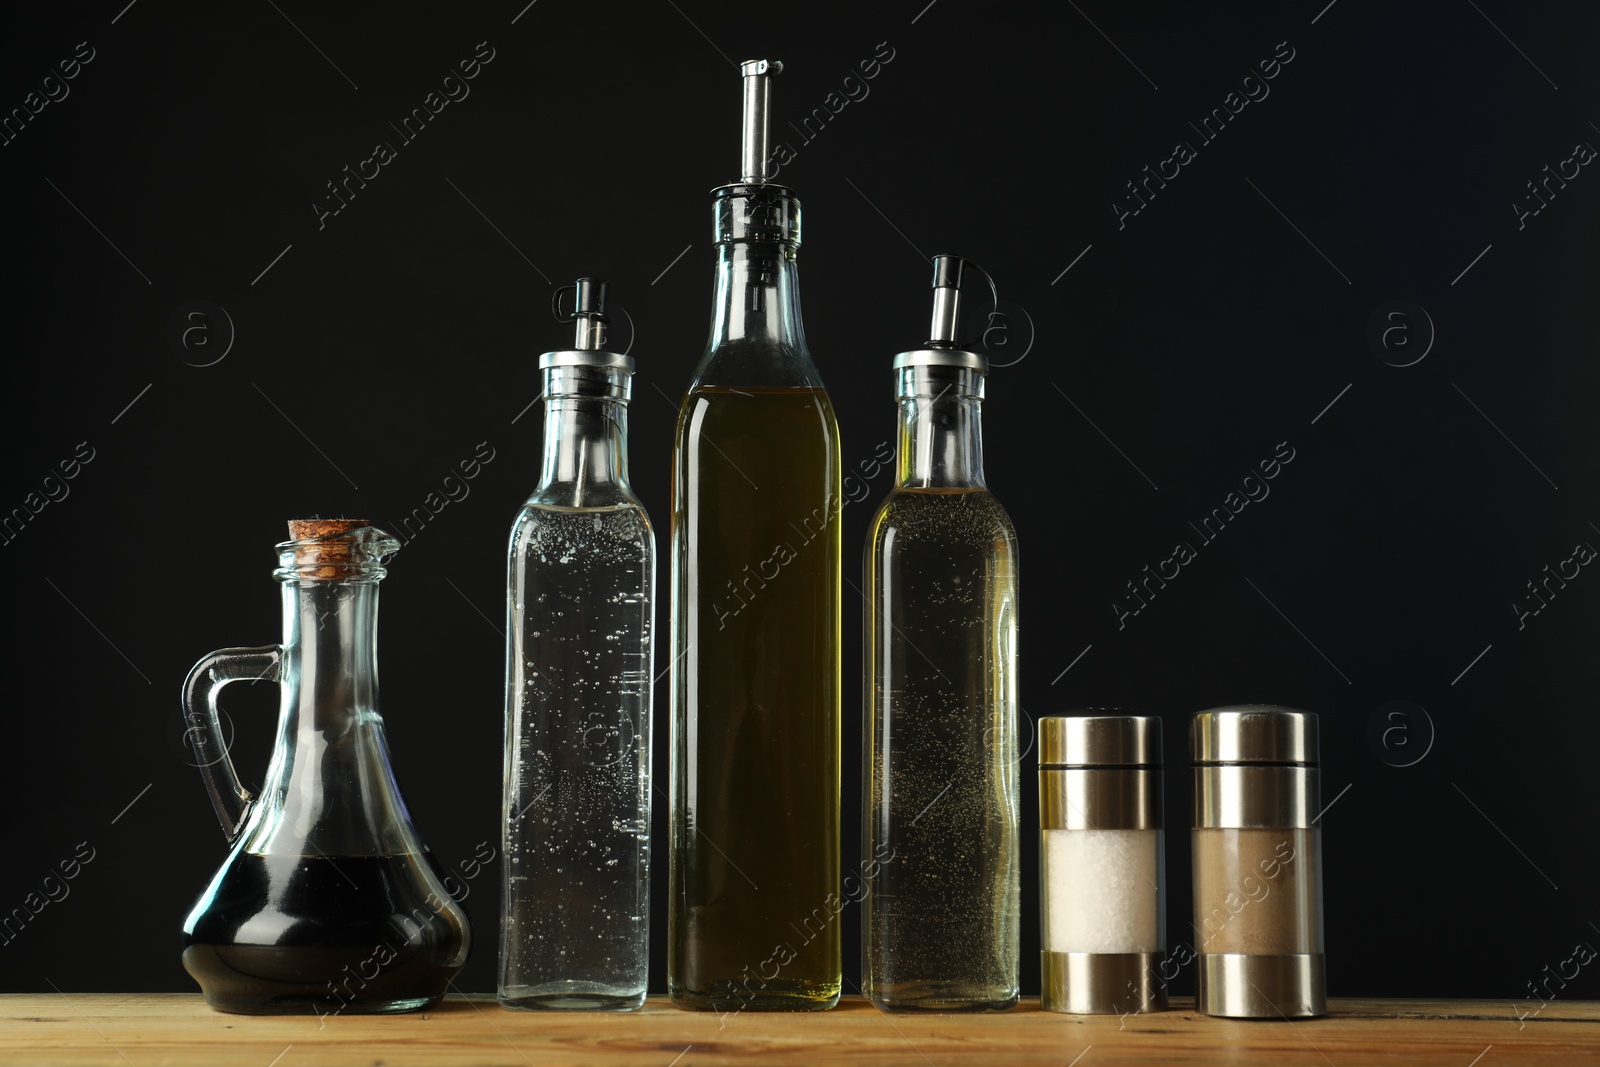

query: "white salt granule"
left=1044, top=828, right=1161, bottom=953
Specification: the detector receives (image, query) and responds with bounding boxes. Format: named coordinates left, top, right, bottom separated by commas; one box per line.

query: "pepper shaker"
left=1191, top=706, right=1326, bottom=1018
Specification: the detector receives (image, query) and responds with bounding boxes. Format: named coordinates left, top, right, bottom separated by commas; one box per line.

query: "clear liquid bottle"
left=500, top=279, right=655, bottom=1011
left=669, top=59, right=842, bottom=1012
left=863, top=257, right=1020, bottom=1010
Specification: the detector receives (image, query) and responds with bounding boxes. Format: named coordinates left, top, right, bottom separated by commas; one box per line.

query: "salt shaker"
left=1191, top=706, right=1326, bottom=1018
left=1038, top=714, right=1165, bottom=1014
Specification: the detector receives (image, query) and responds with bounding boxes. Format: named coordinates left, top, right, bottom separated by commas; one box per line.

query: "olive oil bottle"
left=863, top=257, right=1021, bottom=1011
left=668, top=59, right=842, bottom=1011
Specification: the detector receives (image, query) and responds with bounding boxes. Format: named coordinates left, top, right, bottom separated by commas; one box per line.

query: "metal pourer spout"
left=542, top=277, right=632, bottom=375
left=739, top=58, right=783, bottom=184
left=554, top=277, right=609, bottom=351
left=928, top=255, right=965, bottom=346
left=894, top=255, right=987, bottom=375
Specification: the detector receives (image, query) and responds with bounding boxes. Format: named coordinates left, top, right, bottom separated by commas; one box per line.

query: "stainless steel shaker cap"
left=1191, top=706, right=1318, bottom=765
left=1041, top=714, right=1161, bottom=767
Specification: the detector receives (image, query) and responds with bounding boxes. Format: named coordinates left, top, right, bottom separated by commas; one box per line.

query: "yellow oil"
left=863, top=486, right=1020, bottom=1010
left=668, top=385, right=842, bottom=1011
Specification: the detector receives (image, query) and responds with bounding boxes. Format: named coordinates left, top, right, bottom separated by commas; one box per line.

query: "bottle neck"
left=284, top=579, right=380, bottom=723
left=536, top=366, right=633, bottom=507
left=242, top=574, right=421, bottom=856
left=708, top=241, right=806, bottom=352
left=896, top=365, right=987, bottom=489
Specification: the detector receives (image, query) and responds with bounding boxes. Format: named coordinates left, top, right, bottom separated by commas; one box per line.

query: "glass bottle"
left=863, top=256, right=1020, bottom=1010
left=500, top=279, right=655, bottom=1011
left=181, top=519, right=470, bottom=1016
left=669, top=59, right=842, bottom=1012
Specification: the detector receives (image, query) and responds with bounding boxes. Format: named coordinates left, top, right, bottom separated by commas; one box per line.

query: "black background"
left=2, top=0, right=1598, bottom=1009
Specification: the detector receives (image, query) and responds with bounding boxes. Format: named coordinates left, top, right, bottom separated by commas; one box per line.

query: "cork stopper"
left=286, top=518, right=372, bottom=580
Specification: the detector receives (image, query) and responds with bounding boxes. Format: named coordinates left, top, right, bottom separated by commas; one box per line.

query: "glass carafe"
left=669, top=59, right=842, bottom=1011
left=180, top=519, right=469, bottom=1016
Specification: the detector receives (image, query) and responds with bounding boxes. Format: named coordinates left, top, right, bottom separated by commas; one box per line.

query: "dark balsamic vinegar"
left=181, top=852, right=468, bottom=1015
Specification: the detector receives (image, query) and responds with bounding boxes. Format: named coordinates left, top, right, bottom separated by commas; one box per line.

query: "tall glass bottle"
left=863, top=257, right=1020, bottom=1010
left=501, top=279, right=655, bottom=1011
left=669, top=59, right=842, bottom=1012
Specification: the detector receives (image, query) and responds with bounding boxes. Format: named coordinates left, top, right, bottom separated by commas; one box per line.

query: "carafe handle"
left=181, top=645, right=282, bottom=842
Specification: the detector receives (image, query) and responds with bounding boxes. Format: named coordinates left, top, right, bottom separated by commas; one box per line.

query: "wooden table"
left=1, top=994, right=1596, bottom=1065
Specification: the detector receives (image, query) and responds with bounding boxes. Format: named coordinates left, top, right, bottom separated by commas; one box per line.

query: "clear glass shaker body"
left=863, top=363, right=1020, bottom=1010
left=501, top=361, right=655, bottom=1011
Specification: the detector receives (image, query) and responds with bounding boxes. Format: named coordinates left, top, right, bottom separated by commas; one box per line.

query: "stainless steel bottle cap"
left=1191, top=706, right=1318, bottom=765
left=889, top=350, right=985, bottom=375
left=538, top=350, right=634, bottom=372
left=1041, top=714, right=1161, bottom=767
left=891, top=348, right=988, bottom=372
